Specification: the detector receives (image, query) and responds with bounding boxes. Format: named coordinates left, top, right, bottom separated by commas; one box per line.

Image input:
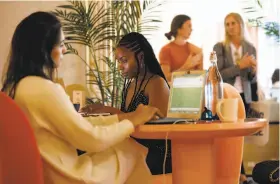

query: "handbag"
left=252, top=160, right=279, bottom=184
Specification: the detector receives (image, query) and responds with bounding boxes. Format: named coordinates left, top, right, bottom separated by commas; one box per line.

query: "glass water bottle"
left=204, top=51, right=223, bottom=119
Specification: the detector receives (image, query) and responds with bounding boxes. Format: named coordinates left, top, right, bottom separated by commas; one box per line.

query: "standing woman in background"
left=213, top=12, right=257, bottom=184
left=159, top=14, right=203, bottom=82
left=213, top=12, right=257, bottom=115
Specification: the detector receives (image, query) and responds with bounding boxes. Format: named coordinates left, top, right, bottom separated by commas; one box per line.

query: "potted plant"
left=242, top=0, right=279, bottom=43
left=52, top=0, right=166, bottom=107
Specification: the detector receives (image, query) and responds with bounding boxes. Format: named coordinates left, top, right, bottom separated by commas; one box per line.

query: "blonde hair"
left=224, top=12, right=245, bottom=46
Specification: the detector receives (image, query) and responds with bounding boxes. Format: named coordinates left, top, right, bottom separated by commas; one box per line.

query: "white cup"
left=216, top=98, right=238, bottom=122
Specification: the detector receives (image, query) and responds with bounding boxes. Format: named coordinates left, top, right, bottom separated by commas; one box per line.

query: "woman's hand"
left=188, top=52, right=202, bottom=67
left=238, top=53, right=256, bottom=70
left=131, top=104, right=164, bottom=126
left=192, top=52, right=203, bottom=65
left=180, top=52, right=202, bottom=71
left=80, top=103, right=104, bottom=114
left=118, top=104, right=164, bottom=127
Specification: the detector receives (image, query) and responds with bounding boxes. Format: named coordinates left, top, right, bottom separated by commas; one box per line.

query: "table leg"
left=214, top=137, right=243, bottom=184
left=171, top=139, right=215, bottom=184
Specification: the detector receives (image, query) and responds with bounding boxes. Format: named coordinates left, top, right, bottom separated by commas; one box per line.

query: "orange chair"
left=0, top=92, right=44, bottom=184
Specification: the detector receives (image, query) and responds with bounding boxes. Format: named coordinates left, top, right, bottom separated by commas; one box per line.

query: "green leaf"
left=54, top=0, right=165, bottom=107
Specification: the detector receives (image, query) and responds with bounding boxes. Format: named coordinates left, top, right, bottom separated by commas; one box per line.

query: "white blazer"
left=14, top=76, right=152, bottom=184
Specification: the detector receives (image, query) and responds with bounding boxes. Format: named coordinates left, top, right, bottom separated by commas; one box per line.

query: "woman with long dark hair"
left=1, top=12, right=162, bottom=184
left=82, top=32, right=172, bottom=178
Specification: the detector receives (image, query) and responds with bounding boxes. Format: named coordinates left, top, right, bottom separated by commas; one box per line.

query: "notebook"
left=146, top=70, right=206, bottom=124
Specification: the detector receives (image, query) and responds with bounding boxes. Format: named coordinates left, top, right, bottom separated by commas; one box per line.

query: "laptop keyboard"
left=145, top=117, right=195, bottom=125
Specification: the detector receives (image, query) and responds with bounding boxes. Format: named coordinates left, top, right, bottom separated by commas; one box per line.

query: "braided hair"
left=117, top=32, right=169, bottom=111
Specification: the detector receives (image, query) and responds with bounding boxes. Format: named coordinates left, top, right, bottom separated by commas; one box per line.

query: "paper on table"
left=73, top=90, right=84, bottom=108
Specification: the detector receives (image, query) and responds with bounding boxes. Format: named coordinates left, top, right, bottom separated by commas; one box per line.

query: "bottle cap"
left=210, top=51, right=217, bottom=63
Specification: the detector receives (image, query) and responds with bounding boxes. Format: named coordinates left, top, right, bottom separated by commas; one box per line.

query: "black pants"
left=251, top=82, right=259, bottom=101
left=240, top=93, right=249, bottom=116
left=133, top=138, right=172, bottom=175
left=240, top=93, right=249, bottom=175
left=241, top=163, right=246, bottom=175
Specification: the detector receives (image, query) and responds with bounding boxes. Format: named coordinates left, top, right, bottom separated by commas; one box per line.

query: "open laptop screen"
left=169, top=73, right=204, bottom=115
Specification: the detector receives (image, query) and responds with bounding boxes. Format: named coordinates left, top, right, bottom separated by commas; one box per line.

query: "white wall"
left=148, top=0, right=280, bottom=96
left=1, top=0, right=278, bottom=96
left=0, top=1, right=86, bottom=88
left=148, top=0, right=243, bottom=69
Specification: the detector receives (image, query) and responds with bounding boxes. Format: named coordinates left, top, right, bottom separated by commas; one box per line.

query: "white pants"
left=42, top=138, right=152, bottom=184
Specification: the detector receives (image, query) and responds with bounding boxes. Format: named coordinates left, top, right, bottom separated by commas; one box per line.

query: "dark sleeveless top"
left=120, top=76, right=152, bottom=113
left=121, top=75, right=172, bottom=175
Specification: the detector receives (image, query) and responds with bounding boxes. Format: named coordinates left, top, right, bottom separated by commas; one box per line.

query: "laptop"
left=146, top=70, right=206, bottom=124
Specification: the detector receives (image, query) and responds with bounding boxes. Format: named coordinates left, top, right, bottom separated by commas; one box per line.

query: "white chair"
left=243, top=99, right=279, bottom=174
left=245, top=101, right=271, bottom=146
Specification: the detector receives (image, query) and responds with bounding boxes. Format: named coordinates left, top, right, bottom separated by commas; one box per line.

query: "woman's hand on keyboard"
left=118, top=104, right=164, bottom=127
left=131, top=104, right=164, bottom=126
left=80, top=103, right=104, bottom=114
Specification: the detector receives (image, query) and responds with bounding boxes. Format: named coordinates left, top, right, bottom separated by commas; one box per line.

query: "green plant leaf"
left=54, top=0, right=165, bottom=107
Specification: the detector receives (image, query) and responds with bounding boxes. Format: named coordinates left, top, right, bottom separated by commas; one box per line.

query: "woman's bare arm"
left=178, top=43, right=203, bottom=71
left=161, top=64, right=172, bottom=82
left=80, top=104, right=123, bottom=115
left=146, top=76, right=170, bottom=116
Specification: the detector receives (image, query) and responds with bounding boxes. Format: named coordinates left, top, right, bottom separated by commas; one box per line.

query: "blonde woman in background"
left=213, top=12, right=257, bottom=184
left=213, top=12, right=257, bottom=114
left=159, top=14, right=203, bottom=82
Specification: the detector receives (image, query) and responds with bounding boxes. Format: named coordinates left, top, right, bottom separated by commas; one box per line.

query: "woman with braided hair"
left=117, top=32, right=172, bottom=176
left=82, top=32, right=172, bottom=177
left=117, top=32, right=170, bottom=116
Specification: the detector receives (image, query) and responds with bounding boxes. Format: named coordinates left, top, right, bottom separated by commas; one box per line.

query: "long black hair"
left=1, top=11, right=62, bottom=98
left=117, top=32, right=169, bottom=111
